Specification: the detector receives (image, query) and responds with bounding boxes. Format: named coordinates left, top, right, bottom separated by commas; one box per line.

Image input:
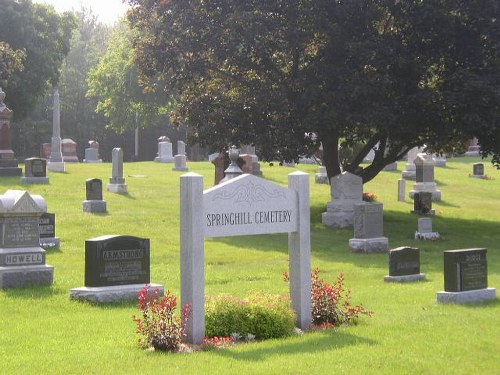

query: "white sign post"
left=180, top=172, right=311, bottom=344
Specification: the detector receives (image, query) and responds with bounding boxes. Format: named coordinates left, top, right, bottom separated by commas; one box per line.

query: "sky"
left=32, top=0, right=130, bottom=25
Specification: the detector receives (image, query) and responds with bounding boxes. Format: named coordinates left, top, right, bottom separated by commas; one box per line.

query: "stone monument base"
left=21, top=177, right=49, bottom=184
left=154, top=156, right=174, bottom=163
left=409, top=189, right=441, bottom=201
left=384, top=273, right=426, bottom=283
left=349, top=237, right=389, bottom=253
left=415, top=231, right=440, bottom=240
left=70, top=283, right=165, bottom=303
left=83, top=159, right=102, bottom=163
left=40, top=237, right=60, bottom=248
left=436, top=288, right=496, bottom=304
left=0, top=264, right=54, bottom=289
left=322, top=210, right=354, bottom=228
left=401, top=170, right=416, bottom=180
left=173, top=166, right=188, bottom=171
left=107, top=183, right=128, bottom=193
left=83, top=200, right=107, bottom=213
left=47, top=162, right=66, bottom=172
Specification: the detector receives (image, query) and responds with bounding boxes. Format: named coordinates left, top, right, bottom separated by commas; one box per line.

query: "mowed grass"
left=0, top=156, right=498, bottom=374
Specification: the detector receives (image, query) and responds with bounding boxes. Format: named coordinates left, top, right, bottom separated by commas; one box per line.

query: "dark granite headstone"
left=84, top=235, right=150, bottom=287
left=86, top=178, right=103, bottom=200
left=472, top=163, right=484, bottom=176
left=25, top=157, right=47, bottom=177
left=38, top=213, right=55, bottom=239
left=413, top=192, right=433, bottom=214
left=389, top=247, right=420, bottom=276
left=444, top=249, right=487, bottom=292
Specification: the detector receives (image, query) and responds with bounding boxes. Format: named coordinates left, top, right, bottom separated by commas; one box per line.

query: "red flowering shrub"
left=132, top=285, right=191, bottom=352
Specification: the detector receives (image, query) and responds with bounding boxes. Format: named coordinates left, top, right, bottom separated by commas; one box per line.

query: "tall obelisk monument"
left=47, top=89, right=65, bottom=172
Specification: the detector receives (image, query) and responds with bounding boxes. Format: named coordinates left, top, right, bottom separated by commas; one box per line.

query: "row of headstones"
left=154, top=137, right=189, bottom=171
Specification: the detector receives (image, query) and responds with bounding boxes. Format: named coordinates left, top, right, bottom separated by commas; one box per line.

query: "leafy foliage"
left=127, top=0, right=500, bottom=181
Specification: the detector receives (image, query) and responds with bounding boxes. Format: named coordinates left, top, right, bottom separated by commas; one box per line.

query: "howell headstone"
left=107, top=148, right=127, bottom=193
left=322, top=172, right=363, bottom=228
left=83, top=178, right=106, bottom=213
left=437, top=248, right=496, bottom=303
left=415, top=217, right=440, bottom=240
left=409, top=153, right=441, bottom=201
left=70, top=235, right=164, bottom=303
left=384, top=247, right=425, bottom=282
left=180, top=172, right=311, bottom=344
left=411, top=192, right=434, bottom=215
left=349, top=202, right=389, bottom=253
left=0, top=88, right=22, bottom=176
left=38, top=212, right=60, bottom=248
left=21, top=158, right=49, bottom=184
left=47, top=90, right=65, bottom=172
left=83, top=140, right=102, bottom=163
left=0, top=190, right=54, bottom=289
left=154, top=136, right=174, bottom=163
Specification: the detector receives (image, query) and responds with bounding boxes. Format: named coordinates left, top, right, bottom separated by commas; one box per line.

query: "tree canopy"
left=127, top=0, right=500, bottom=182
left=0, top=0, right=77, bottom=119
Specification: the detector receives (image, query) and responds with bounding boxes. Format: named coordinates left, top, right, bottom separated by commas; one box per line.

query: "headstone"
left=210, top=153, right=225, bottom=185
left=70, top=235, right=164, bottom=303
left=83, top=178, right=106, bottom=212
left=61, top=138, right=79, bottom=162
left=39, top=212, right=60, bottom=248
left=409, top=153, right=441, bottom=201
left=154, top=136, right=174, bottom=163
left=397, top=179, right=406, bottom=202
left=220, top=146, right=243, bottom=183
left=322, top=172, right=363, bottom=228
left=0, top=190, right=54, bottom=289
left=433, top=154, right=447, bottom=167
left=411, top=192, right=434, bottom=215
left=240, top=144, right=262, bottom=176
left=107, top=148, right=127, bottom=193
left=384, top=247, right=425, bottom=282
left=464, top=138, right=480, bottom=156
left=415, top=217, right=440, bottom=240
left=83, top=140, right=102, bottom=163
left=180, top=172, right=311, bottom=343
left=172, top=141, right=188, bottom=171
left=21, top=158, right=49, bottom=184
left=383, top=162, right=398, bottom=171
left=0, top=88, right=22, bottom=176
left=315, top=166, right=329, bottom=184
left=47, top=90, right=66, bottom=172
left=437, top=248, right=496, bottom=303
left=401, top=147, right=421, bottom=180
left=348, top=202, right=389, bottom=253
left=470, top=163, right=485, bottom=178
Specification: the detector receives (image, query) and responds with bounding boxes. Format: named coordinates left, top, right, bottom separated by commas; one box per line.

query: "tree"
left=0, top=41, right=25, bottom=86
left=0, top=0, right=77, bottom=119
left=127, top=0, right=500, bottom=182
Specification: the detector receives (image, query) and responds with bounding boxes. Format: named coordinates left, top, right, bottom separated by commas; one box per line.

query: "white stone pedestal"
left=21, top=177, right=49, bottom=184
left=47, top=162, right=65, bottom=172
left=107, top=183, right=128, bottom=193
left=384, top=273, right=426, bottom=283
left=349, top=237, right=389, bottom=253
left=409, top=182, right=442, bottom=201
left=83, top=200, right=107, bottom=213
left=437, top=288, right=496, bottom=304
left=70, top=283, right=165, bottom=304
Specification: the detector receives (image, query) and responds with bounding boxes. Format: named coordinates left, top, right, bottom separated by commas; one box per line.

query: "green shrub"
left=205, top=292, right=296, bottom=340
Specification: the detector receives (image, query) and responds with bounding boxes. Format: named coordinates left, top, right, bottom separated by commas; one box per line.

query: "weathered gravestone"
left=21, top=157, right=49, bottom=184
left=154, top=136, right=174, bottom=163
left=401, top=147, right=422, bottom=180
left=61, top=138, right=79, bottom=162
left=384, top=247, right=425, bottom=282
left=415, top=217, right=440, bottom=240
left=349, top=202, right=389, bottom=253
left=83, top=178, right=106, bottom=213
left=0, top=88, right=22, bottom=176
left=433, top=154, right=447, bottom=167
left=411, top=192, right=434, bottom=215
left=240, top=144, right=262, bottom=177
left=47, top=90, right=65, bottom=172
left=180, top=172, right=311, bottom=344
left=83, top=140, right=102, bottom=163
left=0, top=190, right=54, bottom=289
left=409, top=154, right=441, bottom=201
left=437, top=248, right=496, bottom=303
left=471, top=163, right=485, bottom=178
left=315, top=166, right=329, bottom=185
left=38, top=212, right=60, bottom=248
left=397, top=179, right=406, bottom=202
left=70, top=235, right=164, bottom=303
left=464, top=138, right=480, bottom=156
left=322, top=172, right=363, bottom=228
left=173, top=141, right=188, bottom=171
left=107, top=148, right=127, bottom=193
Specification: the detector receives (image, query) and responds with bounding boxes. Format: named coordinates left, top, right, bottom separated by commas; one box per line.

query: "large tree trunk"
left=321, top=132, right=341, bottom=181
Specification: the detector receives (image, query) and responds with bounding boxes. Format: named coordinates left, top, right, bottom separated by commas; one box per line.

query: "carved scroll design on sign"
left=212, top=181, right=286, bottom=206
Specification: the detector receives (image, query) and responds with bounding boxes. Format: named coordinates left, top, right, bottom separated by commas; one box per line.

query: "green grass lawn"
left=0, top=156, right=498, bottom=374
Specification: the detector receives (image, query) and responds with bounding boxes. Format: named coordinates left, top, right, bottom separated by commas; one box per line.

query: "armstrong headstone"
left=322, top=172, right=363, bottom=228
left=384, top=247, right=425, bottom=282
left=107, top=148, right=127, bottom=193
left=70, top=235, right=164, bottom=303
left=21, top=158, right=49, bottom=184
left=83, top=178, right=106, bottom=213
left=349, top=202, right=389, bottom=253
left=437, top=248, right=496, bottom=303
left=0, top=190, right=54, bottom=289
left=0, top=88, right=22, bottom=176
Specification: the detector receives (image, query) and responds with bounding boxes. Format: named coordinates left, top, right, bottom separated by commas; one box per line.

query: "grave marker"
left=384, top=246, right=425, bottom=282
left=21, top=157, right=49, bottom=184
left=107, top=148, right=127, bottom=193
left=83, top=178, right=106, bottom=213
left=349, top=202, right=389, bottom=253
left=322, top=172, right=363, bottom=228
left=39, top=212, right=60, bottom=248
